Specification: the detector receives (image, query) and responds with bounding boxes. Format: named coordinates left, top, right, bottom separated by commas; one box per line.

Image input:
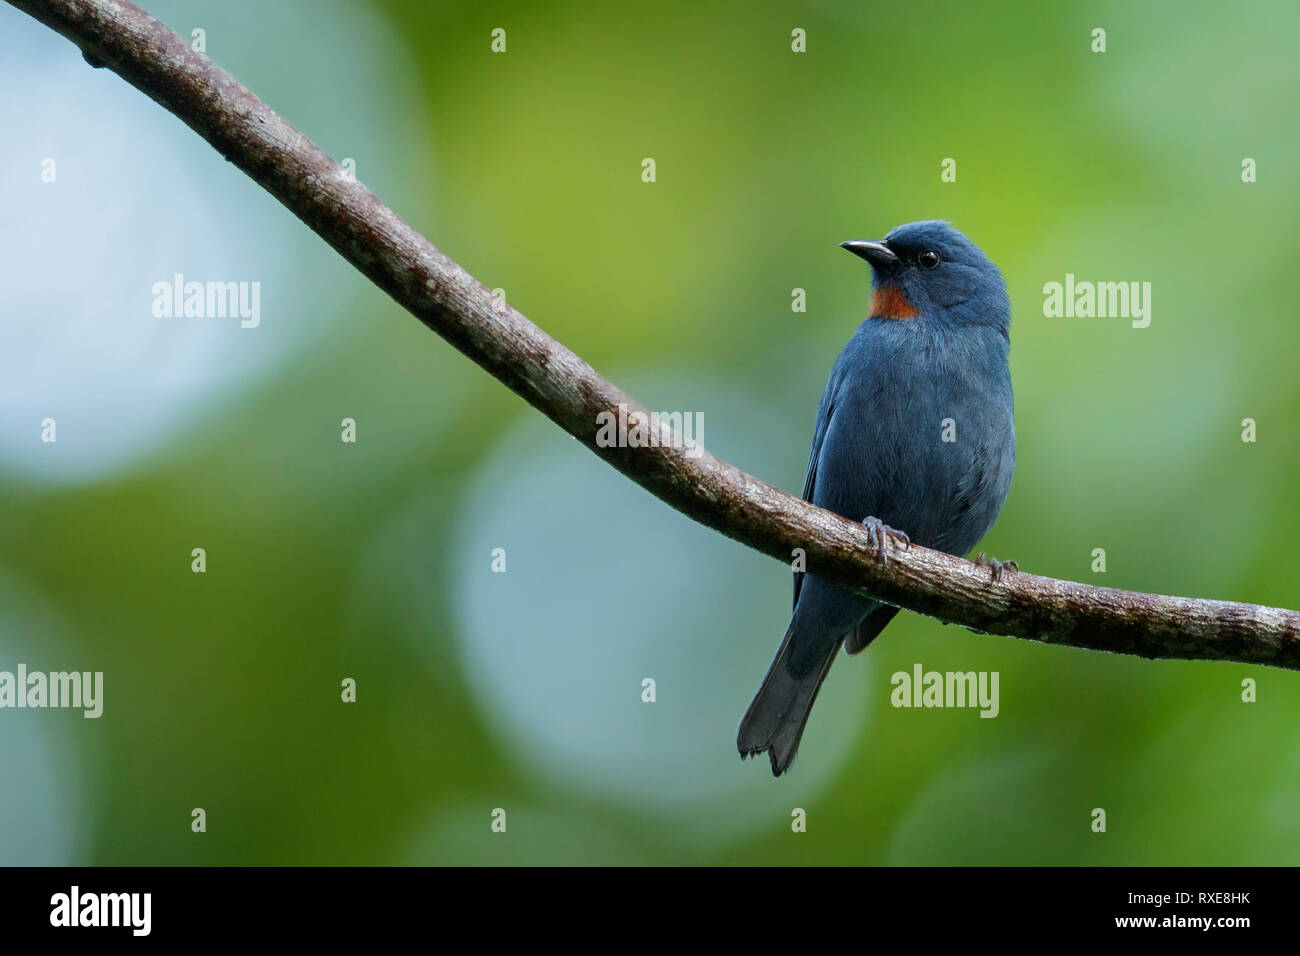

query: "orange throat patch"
left=870, top=283, right=919, bottom=320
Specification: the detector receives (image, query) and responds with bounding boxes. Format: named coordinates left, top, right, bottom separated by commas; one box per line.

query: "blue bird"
left=738, top=220, right=1016, bottom=776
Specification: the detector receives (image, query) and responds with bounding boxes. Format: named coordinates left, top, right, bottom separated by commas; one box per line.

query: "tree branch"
left=9, top=0, right=1300, bottom=669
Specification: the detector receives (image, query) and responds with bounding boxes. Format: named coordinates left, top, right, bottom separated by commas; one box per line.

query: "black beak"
left=840, top=240, right=898, bottom=267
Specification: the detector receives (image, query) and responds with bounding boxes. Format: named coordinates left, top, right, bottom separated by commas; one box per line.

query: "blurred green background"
left=1, top=0, right=1298, bottom=865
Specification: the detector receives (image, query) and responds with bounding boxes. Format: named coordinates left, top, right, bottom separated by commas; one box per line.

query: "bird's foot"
left=861, top=516, right=910, bottom=565
left=975, top=552, right=1019, bottom=583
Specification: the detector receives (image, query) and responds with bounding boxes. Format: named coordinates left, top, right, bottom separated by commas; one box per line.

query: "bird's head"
left=841, top=220, right=1008, bottom=330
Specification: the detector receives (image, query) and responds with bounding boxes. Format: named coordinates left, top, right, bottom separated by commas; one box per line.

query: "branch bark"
left=9, top=0, right=1300, bottom=669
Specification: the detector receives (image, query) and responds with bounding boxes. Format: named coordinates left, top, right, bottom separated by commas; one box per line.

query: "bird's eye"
left=918, top=249, right=941, bottom=270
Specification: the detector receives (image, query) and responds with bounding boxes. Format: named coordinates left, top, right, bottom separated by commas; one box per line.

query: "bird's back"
left=810, top=316, right=1014, bottom=557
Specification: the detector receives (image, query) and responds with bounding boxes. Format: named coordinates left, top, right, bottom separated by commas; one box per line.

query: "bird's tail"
left=737, top=624, right=841, bottom=777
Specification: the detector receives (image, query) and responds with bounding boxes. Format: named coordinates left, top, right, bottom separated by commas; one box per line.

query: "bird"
left=737, top=220, right=1016, bottom=776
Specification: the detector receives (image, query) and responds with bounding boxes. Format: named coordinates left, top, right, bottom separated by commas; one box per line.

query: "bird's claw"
left=861, top=516, right=909, bottom=565
left=975, top=552, right=1019, bottom=583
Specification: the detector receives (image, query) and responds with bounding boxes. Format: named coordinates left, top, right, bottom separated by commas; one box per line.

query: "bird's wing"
left=800, top=399, right=833, bottom=504
left=792, top=378, right=840, bottom=609
left=845, top=604, right=899, bottom=654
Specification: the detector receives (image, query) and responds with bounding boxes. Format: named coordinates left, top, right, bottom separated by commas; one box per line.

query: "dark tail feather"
left=737, top=626, right=841, bottom=776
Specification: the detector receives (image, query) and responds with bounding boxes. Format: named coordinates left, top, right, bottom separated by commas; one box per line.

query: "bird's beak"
left=840, top=240, right=898, bottom=267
